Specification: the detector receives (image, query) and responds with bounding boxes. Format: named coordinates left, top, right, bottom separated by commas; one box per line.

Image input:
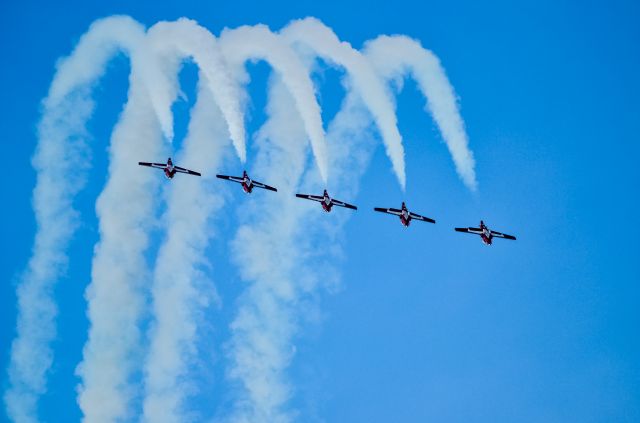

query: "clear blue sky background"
left=1, top=0, right=639, bottom=421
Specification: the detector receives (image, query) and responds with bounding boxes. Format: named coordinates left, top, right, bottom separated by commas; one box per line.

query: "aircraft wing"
left=374, top=207, right=402, bottom=216
left=490, top=230, right=516, bottom=240
left=331, top=198, right=357, bottom=210
left=296, top=193, right=324, bottom=202
left=216, top=174, right=244, bottom=183
left=252, top=180, right=278, bottom=192
left=409, top=212, right=436, bottom=224
left=455, top=227, right=483, bottom=235
left=174, top=166, right=201, bottom=176
left=138, top=162, right=167, bottom=170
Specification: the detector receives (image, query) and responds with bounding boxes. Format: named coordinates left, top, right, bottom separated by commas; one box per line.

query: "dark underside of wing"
left=175, top=166, right=201, bottom=176
left=138, top=162, right=165, bottom=168
left=332, top=199, right=357, bottom=210
left=296, top=194, right=323, bottom=202
left=410, top=212, right=435, bottom=223
left=216, top=174, right=243, bottom=183
left=491, top=231, right=517, bottom=240
left=455, top=227, right=481, bottom=234
left=253, top=181, right=278, bottom=192
left=374, top=207, right=401, bottom=216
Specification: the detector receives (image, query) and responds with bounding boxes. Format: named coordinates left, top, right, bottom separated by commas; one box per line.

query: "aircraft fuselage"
left=242, top=178, right=254, bottom=193
left=322, top=194, right=333, bottom=212
left=480, top=221, right=493, bottom=245
left=400, top=203, right=411, bottom=227
left=164, top=158, right=176, bottom=179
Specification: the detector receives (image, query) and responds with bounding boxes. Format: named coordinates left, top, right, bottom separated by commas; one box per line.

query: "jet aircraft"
left=454, top=220, right=516, bottom=245
left=296, top=190, right=357, bottom=212
left=138, top=158, right=201, bottom=179
left=374, top=202, right=435, bottom=227
left=216, top=170, right=277, bottom=193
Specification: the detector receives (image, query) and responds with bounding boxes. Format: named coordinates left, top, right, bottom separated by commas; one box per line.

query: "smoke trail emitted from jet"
left=364, top=35, right=477, bottom=190
left=146, top=19, right=247, bottom=162
left=4, top=16, right=169, bottom=423
left=6, top=15, right=478, bottom=423
left=225, top=75, right=312, bottom=423
left=141, top=77, right=229, bottom=423
left=218, top=25, right=329, bottom=184
left=222, top=28, right=477, bottom=422
left=77, top=19, right=252, bottom=422
left=224, top=80, right=378, bottom=423
left=75, top=66, right=167, bottom=422
left=281, top=17, right=407, bottom=190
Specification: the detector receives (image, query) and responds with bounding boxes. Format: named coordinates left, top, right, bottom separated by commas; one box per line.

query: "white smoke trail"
left=224, top=79, right=379, bottom=423
left=139, top=19, right=300, bottom=422
left=221, top=22, right=385, bottom=421
left=4, top=15, right=168, bottom=423
left=281, top=17, right=407, bottom=190
left=146, top=18, right=247, bottom=161
left=73, top=22, right=184, bottom=422
left=218, top=25, right=329, bottom=183
left=74, top=79, right=166, bottom=423
left=141, top=77, right=229, bottom=423
left=225, top=75, right=312, bottom=423
left=224, top=23, right=477, bottom=423
left=364, top=35, right=477, bottom=190
left=141, top=22, right=335, bottom=422
left=73, top=19, right=246, bottom=422
left=47, top=17, right=173, bottom=141
left=6, top=15, right=477, bottom=423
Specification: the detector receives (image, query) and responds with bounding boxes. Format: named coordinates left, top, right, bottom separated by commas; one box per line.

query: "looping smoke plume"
left=4, top=15, right=168, bottom=423
left=364, top=35, right=477, bottom=190
left=281, top=17, right=407, bottom=190
left=5, top=15, right=476, bottom=423
left=219, top=24, right=330, bottom=184
left=147, top=19, right=247, bottom=162
left=142, top=76, right=229, bottom=423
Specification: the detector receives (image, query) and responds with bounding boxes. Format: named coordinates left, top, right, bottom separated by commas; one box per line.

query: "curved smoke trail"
left=4, top=15, right=169, bottom=423
left=224, top=83, right=377, bottom=423
left=139, top=20, right=332, bottom=422
left=74, top=50, right=168, bottom=423
left=146, top=19, right=247, bottom=162
left=364, top=35, right=477, bottom=190
left=281, top=17, right=407, bottom=190
left=218, top=24, right=329, bottom=184
left=141, top=22, right=334, bottom=421
left=223, top=25, right=476, bottom=423
left=225, top=75, right=312, bottom=423
left=141, top=77, right=229, bottom=423
left=75, top=17, right=247, bottom=422
left=6, top=15, right=477, bottom=423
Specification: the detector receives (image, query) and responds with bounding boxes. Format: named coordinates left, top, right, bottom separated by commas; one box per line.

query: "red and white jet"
left=296, top=190, right=357, bottom=212
left=374, top=202, right=435, bottom=227
left=455, top=220, right=516, bottom=245
left=216, top=170, right=277, bottom=193
left=138, top=157, right=201, bottom=179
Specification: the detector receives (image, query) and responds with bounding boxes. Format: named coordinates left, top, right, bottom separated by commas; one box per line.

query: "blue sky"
left=1, top=0, right=639, bottom=422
